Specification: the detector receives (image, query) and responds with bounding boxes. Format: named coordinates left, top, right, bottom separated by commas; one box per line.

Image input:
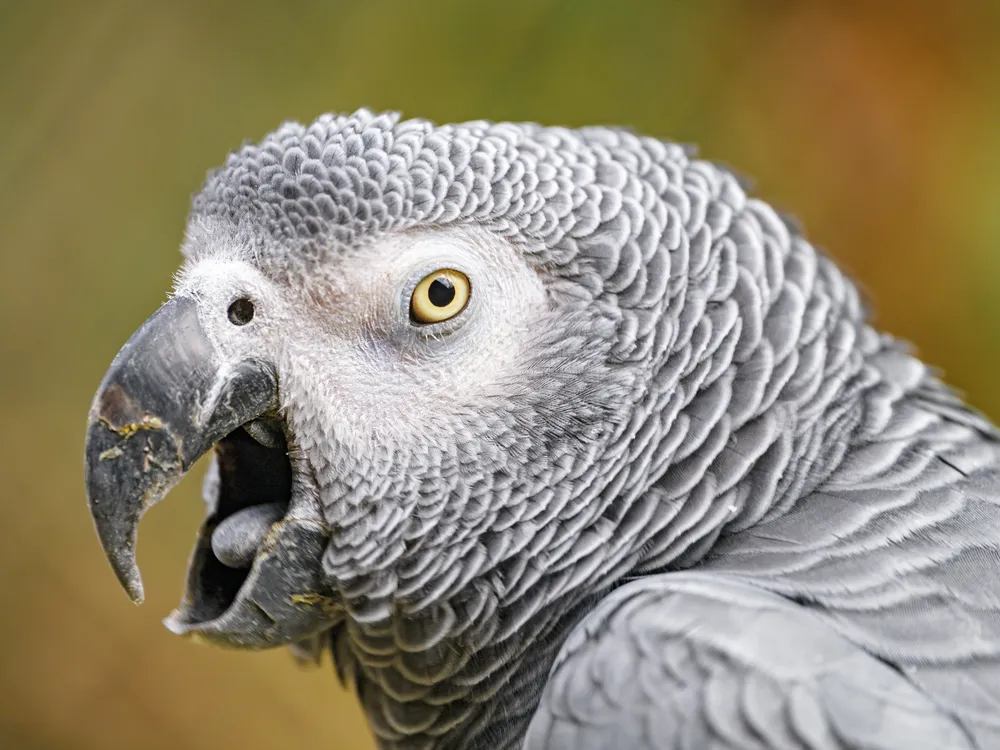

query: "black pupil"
left=428, top=277, right=456, bottom=308
left=228, top=298, right=255, bottom=325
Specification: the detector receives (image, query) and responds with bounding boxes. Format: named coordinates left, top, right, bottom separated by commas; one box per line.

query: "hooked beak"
left=84, top=296, right=278, bottom=604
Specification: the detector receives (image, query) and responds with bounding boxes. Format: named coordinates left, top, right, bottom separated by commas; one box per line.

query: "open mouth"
left=162, top=416, right=340, bottom=648
left=173, top=417, right=293, bottom=626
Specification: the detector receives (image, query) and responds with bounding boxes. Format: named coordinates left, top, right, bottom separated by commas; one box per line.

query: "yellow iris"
left=410, top=269, right=471, bottom=324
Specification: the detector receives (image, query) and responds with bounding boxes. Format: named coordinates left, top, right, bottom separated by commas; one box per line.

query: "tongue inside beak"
left=212, top=503, right=287, bottom=569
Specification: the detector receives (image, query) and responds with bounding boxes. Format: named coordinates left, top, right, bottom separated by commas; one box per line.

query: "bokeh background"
left=3, top=1, right=1000, bottom=748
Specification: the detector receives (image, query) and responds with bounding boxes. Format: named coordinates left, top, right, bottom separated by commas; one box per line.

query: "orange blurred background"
left=2, top=2, right=999, bottom=748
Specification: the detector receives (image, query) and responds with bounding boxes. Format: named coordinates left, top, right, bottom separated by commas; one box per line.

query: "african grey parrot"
left=83, top=110, right=1000, bottom=749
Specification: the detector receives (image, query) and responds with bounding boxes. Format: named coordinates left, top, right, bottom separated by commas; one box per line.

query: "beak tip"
left=126, top=580, right=145, bottom=606
left=106, top=549, right=145, bottom=605
left=163, top=611, right=188, bottom=635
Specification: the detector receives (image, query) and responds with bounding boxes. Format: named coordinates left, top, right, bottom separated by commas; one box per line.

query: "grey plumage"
left=83, top=109, right=1000, bottom=749
left=525, top=574, right=973, bottom=749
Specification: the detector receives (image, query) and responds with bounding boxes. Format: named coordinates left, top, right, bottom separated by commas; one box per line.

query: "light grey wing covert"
left=523, top=573, right=972, bottom=750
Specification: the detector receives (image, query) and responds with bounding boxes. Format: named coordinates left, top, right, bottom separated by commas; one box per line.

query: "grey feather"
left=524, top=573, right=972, bottom=750
left=97, top=109, right=1000, bottom=748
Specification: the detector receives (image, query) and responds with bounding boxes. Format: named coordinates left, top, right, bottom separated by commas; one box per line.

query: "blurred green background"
left=2, top=1, right=1000, bottom=748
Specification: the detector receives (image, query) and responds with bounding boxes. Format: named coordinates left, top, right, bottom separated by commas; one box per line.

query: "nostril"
left=228, top=297, right=255, bottom=326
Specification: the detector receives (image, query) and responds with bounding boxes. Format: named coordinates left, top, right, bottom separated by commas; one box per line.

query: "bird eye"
left=410, top=269, right=471, bottom=324
left=227, top=297, right=255, bottom=326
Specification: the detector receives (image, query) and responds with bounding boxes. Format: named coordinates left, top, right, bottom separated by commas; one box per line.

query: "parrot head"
left=82, top=110, right=699, bottom=648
